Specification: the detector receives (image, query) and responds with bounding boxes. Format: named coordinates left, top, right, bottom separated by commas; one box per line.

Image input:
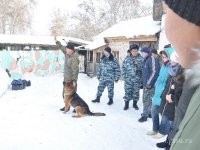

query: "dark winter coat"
left=142, top=54, right=160, bottom=87
left=159, top=66, right=184, bottom=121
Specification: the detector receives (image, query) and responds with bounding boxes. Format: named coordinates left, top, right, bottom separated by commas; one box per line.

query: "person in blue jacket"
left=147, top=47, right=174, bottom=135
left=138, top=47, right=160, bottom=122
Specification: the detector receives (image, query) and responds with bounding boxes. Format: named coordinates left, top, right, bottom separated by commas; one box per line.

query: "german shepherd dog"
left=63, top=81, right=106, bottom=118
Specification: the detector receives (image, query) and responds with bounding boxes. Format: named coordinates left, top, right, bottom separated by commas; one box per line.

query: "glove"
left=115, top=80, right=118, bottom=83
left=146, top=85, right=152, bottom=89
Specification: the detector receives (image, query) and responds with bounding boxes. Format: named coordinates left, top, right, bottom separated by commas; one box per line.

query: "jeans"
left=159, top=115, right=173, bottom=135
left=151, top=104, right=173, bottom=135
left=151, top=104, right=160, bottom=132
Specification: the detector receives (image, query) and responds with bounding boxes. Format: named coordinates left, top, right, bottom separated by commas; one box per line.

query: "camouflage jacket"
left=122, top=54, right=143, bottom=80
left=97, top=54, right=121, bottom=81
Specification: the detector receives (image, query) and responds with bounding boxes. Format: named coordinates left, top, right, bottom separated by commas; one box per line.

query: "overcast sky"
left=32, top=0, right=153, bottom=36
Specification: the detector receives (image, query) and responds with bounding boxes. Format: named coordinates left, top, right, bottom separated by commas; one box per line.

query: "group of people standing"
left=54, top=0, right=200, bottom=148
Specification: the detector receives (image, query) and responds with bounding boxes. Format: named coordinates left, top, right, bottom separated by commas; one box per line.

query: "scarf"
left=164, top=60, right=169, bottom=66
left=169, top=64, right=180, bottom=76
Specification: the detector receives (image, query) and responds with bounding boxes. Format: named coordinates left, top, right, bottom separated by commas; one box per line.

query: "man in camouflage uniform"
left=92, top=47, right=121, bottom=105
left=122, top=44, right=143, bottom=110
left=54, top=36, right=79, bottom=111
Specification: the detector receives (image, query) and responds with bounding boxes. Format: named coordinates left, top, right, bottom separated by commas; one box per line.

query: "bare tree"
left=0, top=0, right=37, bottom=34
left=49, top=9, right=69, bottom=36
left=68, top=0, right=152, bottom=40
left=46, top=0, right=153, bottom=40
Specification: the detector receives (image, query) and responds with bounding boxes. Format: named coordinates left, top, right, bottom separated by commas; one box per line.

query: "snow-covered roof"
left=85, top=38, right=106, bottom=50
left=57, top=36, right=91, bottom=46
left=0, top=34, right=91, bottom=46
left=86, top=16, right=161, bottom=50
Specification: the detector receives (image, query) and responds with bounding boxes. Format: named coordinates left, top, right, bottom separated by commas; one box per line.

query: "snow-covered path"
left=0, top=73, right=162, bottom=150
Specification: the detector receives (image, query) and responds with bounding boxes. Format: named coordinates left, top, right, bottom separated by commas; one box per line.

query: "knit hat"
left=104, top=47, right=111, bottom=54
left=141, top=47, right=150, bottom=54
left=129, top=44, right=139, bottom=50
left=170, top=51, right=179, bottom=63
left=66, top=43, right=74, bottom=51
left=164, top=0, right=200, bottom=26
left=151, top=48, right=158, bottom=54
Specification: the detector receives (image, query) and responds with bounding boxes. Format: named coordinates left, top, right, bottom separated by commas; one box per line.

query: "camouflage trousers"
left=96, top=79, right=114, bottom=98
left=123, top=78, right=140, bottom=102
left=142, top=87, right=155, bottom=118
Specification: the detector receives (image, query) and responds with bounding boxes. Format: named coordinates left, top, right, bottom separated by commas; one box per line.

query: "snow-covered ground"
left=0, top=73, right=164, bottom=150
left=0, top=67, right=10, bottom=97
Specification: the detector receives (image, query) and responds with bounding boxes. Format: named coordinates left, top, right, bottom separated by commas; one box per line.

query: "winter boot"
left=60, top=107, right=65, bottom=111
left=138, top=116, right=147, bottom=122
left=156, top=137, right=170, bottom=148
left=107, top=98, right=113, bottom=105
left=153, top=133, right=165, bottom=139
left=148, top=114, right=152, bottom=118
left=123, top=101, right=129, bottom=110
left=60, top=106, right=70, bottom=112
left=92, top=96, right=100, bottom=103
left=156, top=141, right=168, bottom=148
left=133, top=101, right=139, bottom=110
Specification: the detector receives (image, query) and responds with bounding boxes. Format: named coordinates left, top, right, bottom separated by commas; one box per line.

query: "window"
left=88, top=51, right=93, bottom=62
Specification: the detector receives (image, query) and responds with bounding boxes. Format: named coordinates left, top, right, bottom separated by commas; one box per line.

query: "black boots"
left=107, top=98, right=113, bottom=105
left=124, top=101, right=139, bottom=110
left=60, top=107, right=65, bottom=111
left=92, top=96, right=100, bottom=103
left=156, top=137, right=171, bottom=149
left=133, top=101, right=139, bottom=110
left=92, top=96, right=113, bottom=105
left=138, top=116, right=147, bottom=122
left=124, top=101, right=129, bottom=110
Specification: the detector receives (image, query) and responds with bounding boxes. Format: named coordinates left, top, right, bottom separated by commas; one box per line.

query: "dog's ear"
left=63, top=81, right=66, bottom=86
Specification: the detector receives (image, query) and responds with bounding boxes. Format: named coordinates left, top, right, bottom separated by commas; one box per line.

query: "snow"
left=0, top=34, right=91, bottom=46
left=85, top=38, right=106, bottom=50
left=86, top=16, right=161, bottom=50
left=0, top=73, right=163, bottom=150
left=0, top=66, right=10, bottom=97
left=95, top=16, right=160, bottom=39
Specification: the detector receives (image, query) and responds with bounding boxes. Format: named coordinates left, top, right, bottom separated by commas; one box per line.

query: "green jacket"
left=56, top=41, right=79, bottom=82
left=170, top=62, right=200, bottom=150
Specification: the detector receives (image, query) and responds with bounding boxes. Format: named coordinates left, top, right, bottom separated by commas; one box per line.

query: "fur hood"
left=185, top=48, right=200, bottom=87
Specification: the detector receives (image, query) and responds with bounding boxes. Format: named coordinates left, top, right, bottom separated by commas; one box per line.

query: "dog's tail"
left=90, top=112, right=106, bottom=116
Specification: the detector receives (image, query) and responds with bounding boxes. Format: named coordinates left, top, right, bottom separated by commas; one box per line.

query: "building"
left=85, top=16, right=161, bottom=77
left=0, top=34, right=91, bottom=78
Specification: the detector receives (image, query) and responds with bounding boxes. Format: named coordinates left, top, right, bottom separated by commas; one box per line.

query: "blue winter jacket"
left=97, top=54, right=121, bottom=81
left=142, top=54, right=160, bottom=87
left=152, top=47, right=174, bottom=106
